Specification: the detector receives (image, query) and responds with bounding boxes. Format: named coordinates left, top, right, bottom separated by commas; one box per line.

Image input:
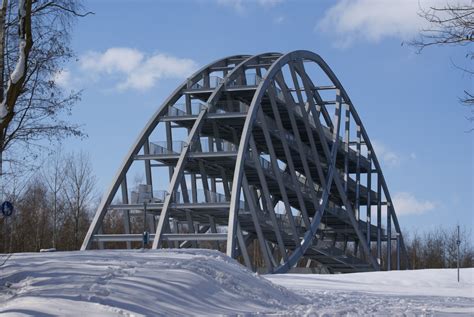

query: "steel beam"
left=83, top=50, right=408, bottom=274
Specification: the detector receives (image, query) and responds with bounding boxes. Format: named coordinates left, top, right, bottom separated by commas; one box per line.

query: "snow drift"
left=0, top=249, right=473, bottom=316
left=0, top=249, right=305, bottom=316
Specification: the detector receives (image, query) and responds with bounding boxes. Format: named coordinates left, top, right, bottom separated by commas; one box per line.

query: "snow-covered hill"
left=0, top=250, right=473, bottom=316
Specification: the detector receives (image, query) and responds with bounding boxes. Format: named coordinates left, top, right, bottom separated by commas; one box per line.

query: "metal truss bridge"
left=82, top=50, right=408, bottom=274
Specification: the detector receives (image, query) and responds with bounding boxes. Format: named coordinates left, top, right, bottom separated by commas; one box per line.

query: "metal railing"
left=130, top=186, right=168, bottom=204
left=174, top=189, right=247, bottom=210
left=174, top=189, right=228, bottom=204
left=275, top=213, right=305, bottom=231
left=209, top=100, right=249, bottom=114
left=192, top=137, right=238, bottom=152
left=272, top=94, right=345, bottom=146
left=166, top=101, right=249, bottom=117
left=275, top=87, right=285, bottom=101
left=227, top=73, right=263, bottom=88
left=190, top=74, right=263, bottom=90
left=149, top=138, right=237, bottom=156
left=128, top=187, right=249, bottom=212
left=190, top=76, right=224, bottom=90
left=153, top=190, right=167, bottom=202
left=167, top=102, right=206, bottom=116
left=247, top=149, right=322, bottom=200
left=210, top=76, right=225, bottom=88
left=149, top=141, right=186, bottom=155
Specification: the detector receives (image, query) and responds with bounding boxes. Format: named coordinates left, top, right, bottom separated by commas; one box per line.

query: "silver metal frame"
left=81, top=51, right=408, bottom=274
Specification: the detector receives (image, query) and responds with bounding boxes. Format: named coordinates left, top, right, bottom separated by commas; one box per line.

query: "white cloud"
left=257, top=0, right=283, bottom=7
left=79, top=48, right=198, bottom=91
left=317, top=0, right=470, bottom=47
left=116, top=53, right=198, bottom=91
left=81, top=48, right=143, bottom=74
left=217, top=0, right=245, bottom=12
left=274, top=16, right=285, bottom=24
left=217, top=0, right=283, bottom=12
left=371, top=140, right=400, bottom=168
left=393, top=192, right=436, bottom=215
left=52, top=69, right=71, bottom=88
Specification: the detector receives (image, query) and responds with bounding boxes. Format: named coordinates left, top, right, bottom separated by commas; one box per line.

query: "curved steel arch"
left=81, top=54, right=251, bottom=250
left=152, top=52, right=282, bottom=250
left=82, top=50, right=408, bottom=274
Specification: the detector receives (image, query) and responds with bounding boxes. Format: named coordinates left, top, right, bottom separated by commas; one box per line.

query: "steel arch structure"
left=82, top=50, right=408, bottom=274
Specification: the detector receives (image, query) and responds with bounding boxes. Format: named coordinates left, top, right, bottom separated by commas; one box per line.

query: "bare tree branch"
left=33, top=1, right=93, bottom=17
left=408, top=1, right=474, bottom=129
left=0, top=0, right=88, bottom=182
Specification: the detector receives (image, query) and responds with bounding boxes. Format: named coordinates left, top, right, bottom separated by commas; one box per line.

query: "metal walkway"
left=82, top=51, right=408, bottom=274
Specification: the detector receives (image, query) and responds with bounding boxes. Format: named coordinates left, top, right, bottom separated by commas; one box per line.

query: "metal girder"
left=82, top=50, right=409, bottom=274
left=153, top=52, right=279, bottom=250
left=248, top=136, right=288, bottom=263
left=81, top=54, right=250, bottom=251
left=93, top=233, right=227, bottom=242
left=242, top=175, right=274, bottom=272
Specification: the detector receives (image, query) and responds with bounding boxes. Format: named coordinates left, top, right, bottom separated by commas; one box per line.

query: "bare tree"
left=402, top=225, right=473, bottom=269
left=0, top=158, right=35, bottom=252
left=0, top=148, right=101, bottom=253
left=422, top=227, right=446, bottom=268
left=62, top=151, right=96, bottom=249
left=0, top=0, right=91, bottom=183
left=9, top=176, right=50, bottom=252
left=405, top=230, right=423, bottom=269
left=41, top=146, right=65, bottom=248
left=410, top=1, right=474, bottom=129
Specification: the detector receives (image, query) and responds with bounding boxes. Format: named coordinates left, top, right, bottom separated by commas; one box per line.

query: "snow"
left=0, top=101, right=7, bottom=119
left=11, top=0, right=27, bottom=85
left=267, top=269, right=474, bottom=316
left=0, top=0, right=28, bottom=120
left=0, top=249, right=305, bottom=316
left=10, top=39, right=27, bottom=84
left=0, top=249, right=473, bottom=316
left=39, top=248, right=56, bottom=252
left=18, top=0, right=26, bottom=17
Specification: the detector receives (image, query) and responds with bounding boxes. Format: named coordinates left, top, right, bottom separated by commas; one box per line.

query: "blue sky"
left=57, top=0, right=473, bottom=236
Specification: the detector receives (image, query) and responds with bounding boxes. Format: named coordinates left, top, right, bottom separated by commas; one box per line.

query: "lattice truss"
left=82, top=51, right=408, bottom=273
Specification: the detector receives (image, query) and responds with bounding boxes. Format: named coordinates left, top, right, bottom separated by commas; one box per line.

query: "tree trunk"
left=0, top=0, right=33, bottom=145
left=0, top=0, right=8, bottom=102
left=0, top=1, right=7, bottom=203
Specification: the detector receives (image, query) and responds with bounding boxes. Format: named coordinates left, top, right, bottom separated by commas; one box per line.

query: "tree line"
left=0, top=153, right=471, bottom=271
left=0, top=150, right=97, bottom=253
left=404, top=226, right=473, bottom=269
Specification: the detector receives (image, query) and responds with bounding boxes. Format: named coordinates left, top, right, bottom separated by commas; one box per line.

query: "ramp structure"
left=82, top=51, right=408, bottom=273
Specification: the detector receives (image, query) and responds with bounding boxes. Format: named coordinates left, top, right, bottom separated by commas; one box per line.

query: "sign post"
left=143, top=201, right=148, bottom=248
left=1, top=201, right=13, bottom=217
left=457, top=225, right=461, bottom=283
